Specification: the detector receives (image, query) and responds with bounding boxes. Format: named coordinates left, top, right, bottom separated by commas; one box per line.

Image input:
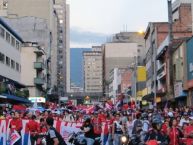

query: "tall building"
left=21, top=42, right=47, bottom=97
left=54, top=0, right=70, bottom=96
left=83, top=51, right=103, bottom=93
left=70, top=48, right=91, bottom=89
left=103, top=32, right=145, bottom=82
left=0, top=0, right=70, bottom=98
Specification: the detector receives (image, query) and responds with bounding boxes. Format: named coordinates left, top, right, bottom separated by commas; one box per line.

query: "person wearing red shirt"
left=168, top=119, right=183, bottom=145
left=36, top=118, right=47, bottom=145
left=161, top=116, right=170, bottom=134
left=102, top=112, right=113, bottom=145
left=9, top=111, right=22, bottom=145
left=184, top=118, right=193, bottom=145
left=92, top=112, right=102, bottom=138
left=26, top=115, right=39, bottom=145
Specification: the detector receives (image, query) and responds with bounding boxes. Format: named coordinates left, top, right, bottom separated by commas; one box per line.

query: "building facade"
left=0, top=18, right=22, bottom=83
left=83, top=51, right=103, bottom=93
left=21, top=42, right=47, bottom=98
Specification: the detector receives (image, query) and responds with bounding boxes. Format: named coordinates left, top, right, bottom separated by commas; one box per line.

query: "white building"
left=0, top=17, right=22, bottom=83
left=108, top=68, right=126, bottom=101
left=83, top=51, right=103, bottom=93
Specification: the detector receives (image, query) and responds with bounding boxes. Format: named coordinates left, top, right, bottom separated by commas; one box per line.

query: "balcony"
left=157, top=63, right=166, bottom=73
left=34, top=62, right=44, bottom=70
left=34, top=77, right=44, bottom=85
left=34, top=49, right=44, bottom=56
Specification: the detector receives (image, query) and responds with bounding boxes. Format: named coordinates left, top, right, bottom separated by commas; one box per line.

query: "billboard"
left=28, top=97, right=45, bottom=103
left=187, top=38, right=193, bottom=88
left=137, top=66, right=147, bottom=82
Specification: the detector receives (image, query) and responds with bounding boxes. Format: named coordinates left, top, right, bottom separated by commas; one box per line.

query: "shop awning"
left=1, top=93, right=32, bottom=104
left=142, top=93, right=154, bottom=101
left=175, top=91, right=187, bottom=99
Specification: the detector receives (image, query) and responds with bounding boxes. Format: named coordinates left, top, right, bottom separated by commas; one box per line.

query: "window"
left=0, top=52, right=5, bottom=63
left=11, top=37, right=15, bottom=47
left=6, top=32, right=10, bottom=43
left=16, top=63, right=19, bottom=71
left=11, top=60, right=15, bottom=69
left=16, top=41, right=20, bottom=50
left=0, top=27, right=5, bottom=38
left=6, top=56, right=10, bottom=66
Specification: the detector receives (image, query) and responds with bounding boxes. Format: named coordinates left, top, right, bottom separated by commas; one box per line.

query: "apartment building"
left=83, top=51, right=103, bottom=93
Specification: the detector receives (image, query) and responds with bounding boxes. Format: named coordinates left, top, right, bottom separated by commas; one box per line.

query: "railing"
left=34, top=77, right=44, bottom=85
left=34, top=62, right=44, bottom=70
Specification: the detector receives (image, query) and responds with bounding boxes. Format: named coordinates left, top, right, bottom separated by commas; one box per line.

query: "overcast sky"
left=69, top=0, right=169, bottom=48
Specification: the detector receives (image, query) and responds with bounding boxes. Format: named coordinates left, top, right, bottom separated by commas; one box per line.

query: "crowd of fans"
left=1, top=105, right=193, bottom=145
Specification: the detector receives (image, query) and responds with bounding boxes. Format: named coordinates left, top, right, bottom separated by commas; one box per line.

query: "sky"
left=69, top=0, right=169, bottom=48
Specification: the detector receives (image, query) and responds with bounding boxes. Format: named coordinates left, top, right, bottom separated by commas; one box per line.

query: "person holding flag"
left=9, top=111, right=22, bottom=145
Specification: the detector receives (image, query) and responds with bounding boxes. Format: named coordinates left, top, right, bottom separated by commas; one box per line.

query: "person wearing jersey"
left=9, top=111, right=22, bottom=145
left=26, top=115, right=39, bottom=145
left=168, top=118, right=183, bottom=145
left=37, top=118, right=47, bottom=145
left=81, top=118, right=95, bottom=145
left=92, top=112, right=102, bottom=138
left=126, top=113, right=133, bottom=138
left=184, top=118, right=193, bottom=145
left=46, top=117, right=66, bottom=145
left=112, top=113, right=125, bottom=145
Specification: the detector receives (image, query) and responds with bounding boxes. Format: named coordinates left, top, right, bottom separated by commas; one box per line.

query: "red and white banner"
left=0, top=119, right=83, bottom=145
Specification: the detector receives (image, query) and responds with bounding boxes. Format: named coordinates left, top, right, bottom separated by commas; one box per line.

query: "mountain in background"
left=70, top=48, right=91, bottom=88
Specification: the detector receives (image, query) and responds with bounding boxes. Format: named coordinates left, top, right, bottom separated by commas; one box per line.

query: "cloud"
left=70, top=27, right=109, bottom=48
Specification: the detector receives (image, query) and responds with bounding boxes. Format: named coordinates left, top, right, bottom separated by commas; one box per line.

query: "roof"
left=144, top=22, right=168, bottom=39
left=0, top=17, right=23, bottom=43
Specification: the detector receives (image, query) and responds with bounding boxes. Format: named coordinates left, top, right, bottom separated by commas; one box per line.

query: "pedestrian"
left=45, top=117, right=67, bottom=145
left=112, top=113, right=124, bottom=145
left=26, top=115, right=39, bottom=145
left=168, top=118, right=183, bottom=145
left=81, top=118, right=95, bottom=145
left=9, top=111, right=22, bottom=145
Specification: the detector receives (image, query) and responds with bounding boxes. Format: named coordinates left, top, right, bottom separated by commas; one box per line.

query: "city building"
left=0, top=17, right=22, bottom=83
left=92, top=46, right=102, bottom=52
left=0, top=0, right=70, bottom=98
left=108, top=68, right=130, bottom=102
left=20, top=42, right=47, bottom=98
left=54, top=0, right=70, bottom=96
left=103, top=32, right=145, bottom=92
left=0, top=17, right=30, bottom=104
left=83, top=51, right=103, bottom=93
left=143, top=0, right=192, bottom=107
left=144, top=22, right=169, bottom=106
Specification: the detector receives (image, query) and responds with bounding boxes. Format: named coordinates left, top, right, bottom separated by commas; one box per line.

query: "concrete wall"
left=20, top=46, right=36, bottom=86
left=104, top=43, right=138, bottom=81
left=7, top=0, right=54, bottom=30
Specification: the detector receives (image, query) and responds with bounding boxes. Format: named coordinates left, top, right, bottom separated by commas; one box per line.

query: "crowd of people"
left=1, top=105, right=193, bottom=145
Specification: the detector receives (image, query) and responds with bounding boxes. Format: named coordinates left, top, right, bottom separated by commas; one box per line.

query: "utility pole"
left=167, top=0, right=174, bottom=100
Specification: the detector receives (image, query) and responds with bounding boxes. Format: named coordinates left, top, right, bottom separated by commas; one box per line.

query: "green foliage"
left=0, top=83, right=6, bottom=94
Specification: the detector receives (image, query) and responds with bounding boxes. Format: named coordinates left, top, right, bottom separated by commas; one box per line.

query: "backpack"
left=132, top=119, right=142, bottom=134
